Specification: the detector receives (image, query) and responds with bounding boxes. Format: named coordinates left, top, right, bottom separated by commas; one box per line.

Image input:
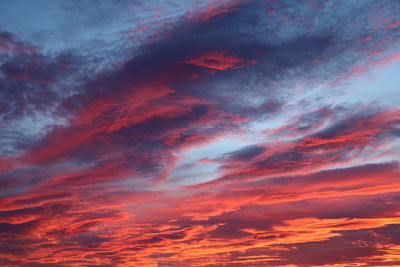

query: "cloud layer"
left=0, top=0, right=400, bottom=266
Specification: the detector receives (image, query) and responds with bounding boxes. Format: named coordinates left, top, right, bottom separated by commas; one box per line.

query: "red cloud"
left=1, top=0, right=400, bottom=266
left=185, top=51, right=256, bottom=70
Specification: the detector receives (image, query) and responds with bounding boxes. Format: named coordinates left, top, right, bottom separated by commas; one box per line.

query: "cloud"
left=0, top=0, right=400, bottom=266
left=0, top=32, right=40, bottom=55
left=194, top=107, right=400, bottom=187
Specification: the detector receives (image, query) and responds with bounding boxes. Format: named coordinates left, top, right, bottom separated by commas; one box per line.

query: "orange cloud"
left=185, top=51, right=256, bottom=70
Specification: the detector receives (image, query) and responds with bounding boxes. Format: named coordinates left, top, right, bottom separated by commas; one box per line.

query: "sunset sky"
left=0, top=0, right=400, bottom=266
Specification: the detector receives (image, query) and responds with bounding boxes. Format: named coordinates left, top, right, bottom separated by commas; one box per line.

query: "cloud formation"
left=0, top=0, right=400, bottom=266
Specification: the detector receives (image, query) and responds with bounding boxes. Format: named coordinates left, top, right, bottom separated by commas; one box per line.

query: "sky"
left=0, top=0, right=400, bottom=266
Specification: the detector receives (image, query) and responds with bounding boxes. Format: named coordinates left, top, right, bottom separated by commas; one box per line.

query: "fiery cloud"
left=0, top=0, right=400, bottom=266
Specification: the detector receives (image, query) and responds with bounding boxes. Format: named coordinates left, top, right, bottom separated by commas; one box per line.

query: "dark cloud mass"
left=0, top=0, right=400, bottom=266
